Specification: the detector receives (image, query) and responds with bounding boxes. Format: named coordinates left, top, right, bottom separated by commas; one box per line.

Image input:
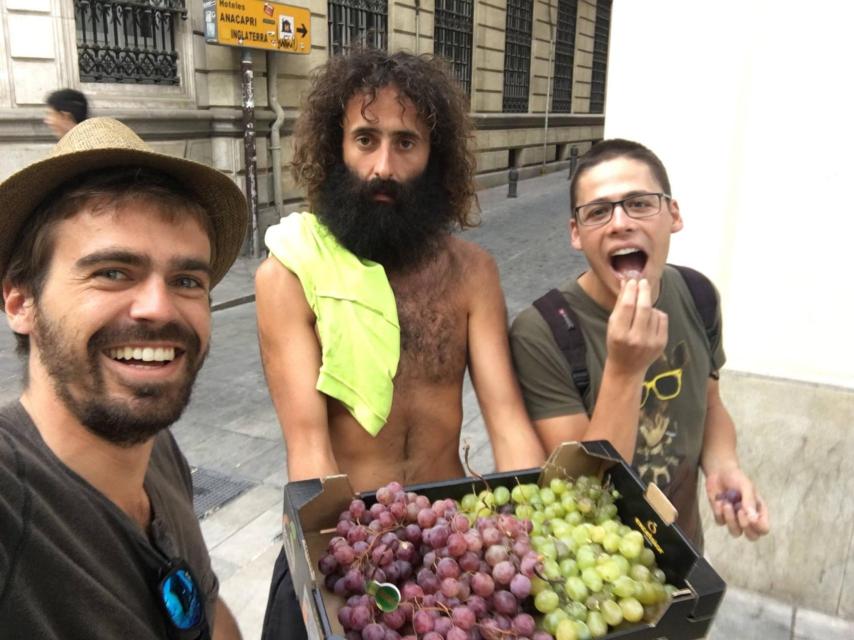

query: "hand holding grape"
left=705, top=466, right=769, bottom=540
left=605, top=279, right=669, bottom=379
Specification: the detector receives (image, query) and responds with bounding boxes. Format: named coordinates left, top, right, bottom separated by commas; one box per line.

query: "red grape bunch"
left=318, top=481, right=553, bottom=640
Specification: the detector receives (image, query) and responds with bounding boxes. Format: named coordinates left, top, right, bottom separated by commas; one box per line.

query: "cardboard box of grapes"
left=280, top=440, right=725, bottom=640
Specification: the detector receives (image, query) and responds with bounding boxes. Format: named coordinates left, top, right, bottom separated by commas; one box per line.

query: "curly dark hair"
left=292, top=49, right=479, bottom=229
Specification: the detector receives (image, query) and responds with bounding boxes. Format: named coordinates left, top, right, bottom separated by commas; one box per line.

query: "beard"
left=33, top=312, right=207, bottom=447
left=313, top=161, right=455, bottom=272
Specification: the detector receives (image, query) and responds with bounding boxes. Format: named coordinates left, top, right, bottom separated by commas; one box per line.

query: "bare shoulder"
left=447, top=236, right=500, bottom=283
left=254, top=256, right=312, bottom=321
left=255, top=255, right=291, bottom=286
left=255, top=256, right=301, bottom=296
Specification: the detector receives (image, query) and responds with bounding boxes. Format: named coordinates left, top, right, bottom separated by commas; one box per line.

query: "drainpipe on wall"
left=414, top=0, right=421, bottom=54
left=267, top=51, right=285, bottom=221
left=542, top=2, right=557, bottom=173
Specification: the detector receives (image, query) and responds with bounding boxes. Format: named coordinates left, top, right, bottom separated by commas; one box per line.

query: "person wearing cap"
left=0, top=118, right=247, bottom=639
left=44, top=88, right=89, bottom=138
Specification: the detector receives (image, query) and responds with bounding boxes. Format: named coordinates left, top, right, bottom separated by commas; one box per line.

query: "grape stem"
left=474, top=621, right=517, bottom=637
left=462, top=440, right=492, bottom=493
left=532, top=564, right=562, bottom=589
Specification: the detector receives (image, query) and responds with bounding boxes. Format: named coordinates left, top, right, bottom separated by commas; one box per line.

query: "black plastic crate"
left=280, top=440, right=725, bottom=640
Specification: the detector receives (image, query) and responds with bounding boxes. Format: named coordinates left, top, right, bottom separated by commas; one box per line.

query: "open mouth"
left=105, top=346, right=181, bottom=368
left=610, top=247, right=648, bottom=280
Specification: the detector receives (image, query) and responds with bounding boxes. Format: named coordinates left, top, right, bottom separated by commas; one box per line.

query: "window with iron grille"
left=589, top=0, right=611, bottom=113
left=74, top=0, right=187, bottom=85
left=328, top=0, right=388, bottom=56
left=434, top=0, right=473, bottom=96
left=551, top=0, right=577, bottom=113
left=502, top=0, right=533, bottom=113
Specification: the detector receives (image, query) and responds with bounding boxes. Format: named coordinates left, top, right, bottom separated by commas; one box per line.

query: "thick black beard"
left=313, top=162, right=455, bottom=273
left=34, top=314, right=206, bottom=447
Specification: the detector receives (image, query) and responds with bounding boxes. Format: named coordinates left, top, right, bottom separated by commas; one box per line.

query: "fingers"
left=738, top=478, right=760, bottom=521
left=653, top=309, right=668, bottom=346
left=722, top=502, right=743, bottom=537
left=708, top=472, right=770, bottom=540
left=611, top=278, right=639, bottom=331
left=630, top=278, right=653, bottom=331
left=610, top=279, right=661, bottom=336
left=745, top=495, right=770, bottom=540
left=606, top=278, right=668, bottom=376
left=705, top=475, right=726, bottom=524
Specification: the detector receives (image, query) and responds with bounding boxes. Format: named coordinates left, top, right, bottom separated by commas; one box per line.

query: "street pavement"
left=1, top=170, right=850, bottom=639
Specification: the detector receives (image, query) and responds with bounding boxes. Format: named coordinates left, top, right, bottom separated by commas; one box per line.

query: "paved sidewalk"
left=1, top=169, right=849, bottom=638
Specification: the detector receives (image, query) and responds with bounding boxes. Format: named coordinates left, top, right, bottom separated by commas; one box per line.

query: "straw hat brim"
left=0, top=141, right=248, bottom=296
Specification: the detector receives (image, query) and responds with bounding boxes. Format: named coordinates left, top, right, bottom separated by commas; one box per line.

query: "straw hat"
left=0, top=117, right=248, bottom=291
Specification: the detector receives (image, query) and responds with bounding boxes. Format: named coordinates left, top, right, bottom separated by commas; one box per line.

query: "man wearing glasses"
left=510, top=139, right=769, bottom=549
left=0, top=118, right=245, bottom=639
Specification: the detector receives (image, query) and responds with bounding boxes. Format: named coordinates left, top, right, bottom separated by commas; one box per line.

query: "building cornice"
left=0, top=109, right=604, bottom=143
left=0, top=108, right=293, bottom=143
left=472, top=113, right=605, bottom=129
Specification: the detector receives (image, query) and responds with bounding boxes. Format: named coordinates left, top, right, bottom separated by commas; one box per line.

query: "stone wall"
left=0, top=0, right=606, bottom=199
left=701, top=371, right=854, bottom=618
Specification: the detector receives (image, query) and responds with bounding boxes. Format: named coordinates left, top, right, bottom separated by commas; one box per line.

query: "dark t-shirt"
left=510, top=266, right=725, bottom=548
left=0, top=402, right=218, bottom=639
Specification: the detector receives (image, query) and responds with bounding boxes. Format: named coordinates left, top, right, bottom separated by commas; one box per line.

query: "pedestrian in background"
left=44, top=88, right=89, bottom=138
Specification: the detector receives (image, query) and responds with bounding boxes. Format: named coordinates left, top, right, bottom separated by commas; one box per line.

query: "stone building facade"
left=0, top=0, right=610, bottom=243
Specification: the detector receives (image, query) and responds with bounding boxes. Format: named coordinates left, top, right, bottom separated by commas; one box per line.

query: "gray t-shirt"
left=0, top=402, right=218, bottom=639
left=510, top=266, right=725, bottom=547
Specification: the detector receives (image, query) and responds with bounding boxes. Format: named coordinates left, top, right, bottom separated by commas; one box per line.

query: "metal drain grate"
left=191, top=466, right=256, bottom=519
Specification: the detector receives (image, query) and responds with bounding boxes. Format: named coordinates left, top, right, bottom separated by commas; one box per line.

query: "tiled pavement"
left=1, top=170, right=850, bottom=639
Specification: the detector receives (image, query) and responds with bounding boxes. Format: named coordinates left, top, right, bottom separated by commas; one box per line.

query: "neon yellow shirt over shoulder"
left=264, top=212, right=400, bottom=436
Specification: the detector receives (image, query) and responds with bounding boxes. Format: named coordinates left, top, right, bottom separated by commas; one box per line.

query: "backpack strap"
left=532, top=268, right=720, bottom=403
left=533, top=289, right=591, bottom=405
left=670, top=264, right=719, bottom=349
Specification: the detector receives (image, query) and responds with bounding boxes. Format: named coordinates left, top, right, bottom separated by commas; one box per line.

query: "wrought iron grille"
left=328, top=0, right=388, bottom=56
left=434, top=0, right=473, bottom=96
left=551, top=0, right=577, bottom=113
left=502, top=0, right=533, bottom=113
left=74, top=1, right=187, bottom=85
left=590, top=0, right=611, bottom=113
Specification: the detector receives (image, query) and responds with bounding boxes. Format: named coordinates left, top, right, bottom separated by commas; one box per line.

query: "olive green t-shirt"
left=509, top=266, right=725, bottom=548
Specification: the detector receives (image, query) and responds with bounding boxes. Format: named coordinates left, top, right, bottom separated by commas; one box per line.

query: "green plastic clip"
left=365, top=580, right=401, bottom=613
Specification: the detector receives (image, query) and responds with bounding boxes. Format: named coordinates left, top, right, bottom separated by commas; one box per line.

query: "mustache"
left=87, top=322, right=201, bottom=358
left=363, top=177, right=403, bottom=200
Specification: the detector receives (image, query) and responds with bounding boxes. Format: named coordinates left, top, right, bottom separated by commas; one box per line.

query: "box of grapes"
left=280, top=440, right=725, bottom=640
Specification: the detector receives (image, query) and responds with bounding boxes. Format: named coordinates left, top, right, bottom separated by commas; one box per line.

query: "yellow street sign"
left=203, top=0, right=311, bottom=54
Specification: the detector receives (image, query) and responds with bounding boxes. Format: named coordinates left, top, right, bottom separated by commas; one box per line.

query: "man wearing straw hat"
left=0, top=117, right=247, bottom=639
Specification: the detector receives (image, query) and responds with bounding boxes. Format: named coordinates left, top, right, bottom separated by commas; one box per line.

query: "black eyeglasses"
left=157, top=560, right=210, bottom=640
left=575, top=192, right=671, bottom=227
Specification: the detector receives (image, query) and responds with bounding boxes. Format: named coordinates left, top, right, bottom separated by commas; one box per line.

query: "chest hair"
left=390, top=248, right=467, bottom=384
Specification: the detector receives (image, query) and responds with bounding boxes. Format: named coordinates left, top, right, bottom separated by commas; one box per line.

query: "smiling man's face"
left=24, top=201, right=212, bottom=445
left=570, top=156, right=683, bottom=309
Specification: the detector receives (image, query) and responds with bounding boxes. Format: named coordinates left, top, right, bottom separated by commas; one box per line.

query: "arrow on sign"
left=297, top=23, right=307, bottom=38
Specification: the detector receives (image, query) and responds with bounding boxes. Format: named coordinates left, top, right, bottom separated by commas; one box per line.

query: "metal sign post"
left=203, top=0, right=312, bottom=256
left=240, top=49, right=260, bottom=258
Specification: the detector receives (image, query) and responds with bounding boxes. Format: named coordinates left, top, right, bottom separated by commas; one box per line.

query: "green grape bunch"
left=459, top=475, right=678, bottom=640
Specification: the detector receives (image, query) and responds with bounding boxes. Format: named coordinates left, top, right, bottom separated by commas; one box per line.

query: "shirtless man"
left=255, top=49, right=545, bottom=639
